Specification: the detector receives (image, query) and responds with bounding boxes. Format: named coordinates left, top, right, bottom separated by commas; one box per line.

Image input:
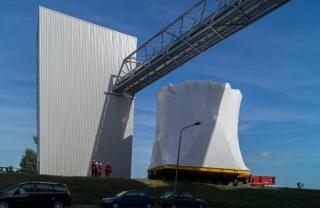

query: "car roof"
left=126, top=190, right=148, bottom=193
left=18, top=181, right=66, bottom=186
left=163, top=192, right=193, bottom=196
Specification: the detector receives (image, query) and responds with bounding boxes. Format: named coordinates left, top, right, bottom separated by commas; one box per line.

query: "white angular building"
left=150, top=80, right=249, bottom=174
left=37, top=7, right=137, bottom=177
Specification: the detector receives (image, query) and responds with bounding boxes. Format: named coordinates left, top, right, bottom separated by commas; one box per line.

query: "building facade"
left=37, top=7, right=137, bottom=177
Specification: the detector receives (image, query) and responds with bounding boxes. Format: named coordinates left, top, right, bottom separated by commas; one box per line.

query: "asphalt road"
left=71, top=206, right=215, bottom=208
left=71, top=206, right=162, bottom=208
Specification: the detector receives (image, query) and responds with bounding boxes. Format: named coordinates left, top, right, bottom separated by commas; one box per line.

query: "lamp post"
left=174, top=121, right=201, bottom=193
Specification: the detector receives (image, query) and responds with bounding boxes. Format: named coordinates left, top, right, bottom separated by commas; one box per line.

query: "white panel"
left=38, top=7, right=137, bottom=177
left=150, top=81, right=249, bottom=171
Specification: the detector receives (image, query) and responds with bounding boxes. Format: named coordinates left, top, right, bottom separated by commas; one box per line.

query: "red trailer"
left=236, top=174, right=276, bottom=186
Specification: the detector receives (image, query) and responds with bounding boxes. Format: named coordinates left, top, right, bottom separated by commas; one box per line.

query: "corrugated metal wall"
left=38, top=7, right=137, bottom=177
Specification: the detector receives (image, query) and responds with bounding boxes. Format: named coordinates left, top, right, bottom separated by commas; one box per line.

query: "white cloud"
left=260, top=152, right=272, bottom=159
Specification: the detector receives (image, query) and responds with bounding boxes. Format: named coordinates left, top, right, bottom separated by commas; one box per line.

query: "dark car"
left=102, top=190, right=154, bottom=208
left=159, top=192, right=207, bottom=208
left=0, top=182, right=71, bottom=208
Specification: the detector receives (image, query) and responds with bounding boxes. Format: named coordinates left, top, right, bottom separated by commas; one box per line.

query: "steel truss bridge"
left=113, top=0, right=290, bottom=95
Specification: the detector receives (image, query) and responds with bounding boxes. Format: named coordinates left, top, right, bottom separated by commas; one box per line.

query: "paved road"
left=71, top=206, right=217, bottom=208
left=71, top=206, right=160, bottom=208
left=71, top=206, right=166, bottom=208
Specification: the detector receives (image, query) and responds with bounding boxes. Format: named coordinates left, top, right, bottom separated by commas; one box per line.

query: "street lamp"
left=174, top=121, right=201, bottom=193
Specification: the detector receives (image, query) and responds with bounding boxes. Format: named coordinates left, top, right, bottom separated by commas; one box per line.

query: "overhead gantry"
left=112, top=0, right=290, bottom=95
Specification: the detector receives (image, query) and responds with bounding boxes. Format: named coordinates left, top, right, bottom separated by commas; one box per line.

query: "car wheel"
left=170, top=204, right=176, bottom=208
left=113, top=203, right=119, bottom=208
left=146, top=203, right=153, bottom=208
left=54, top=201, right=64, bottom=208
left=0, top=201, right=9, bottom=208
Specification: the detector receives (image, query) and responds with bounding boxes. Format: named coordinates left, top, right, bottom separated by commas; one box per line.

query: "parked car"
left=0, top=181, right=71, bottom=208
left=102, top=190, right=154, bottom=208
left=159, top=192, right=207, bottom=208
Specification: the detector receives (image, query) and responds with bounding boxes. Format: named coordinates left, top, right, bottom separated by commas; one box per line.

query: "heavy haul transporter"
left=148, top=165, right=250, bottom=185
left=148, top=165, right=275, bottom=186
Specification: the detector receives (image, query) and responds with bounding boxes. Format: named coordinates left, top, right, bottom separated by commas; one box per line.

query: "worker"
left=105, top=162, right=112, bottom=177
left=95, top=162, right=99, bottom=177
left=91, top=160, right=96, bottom=177
left=297, top=182, right=301, bottom=189
left=97, top=163, right=103, bottom=177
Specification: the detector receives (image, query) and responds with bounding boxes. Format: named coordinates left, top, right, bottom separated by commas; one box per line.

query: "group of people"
left=91, top=160, right=112, bottom=177
left=297, top=182, right=304, bottom=189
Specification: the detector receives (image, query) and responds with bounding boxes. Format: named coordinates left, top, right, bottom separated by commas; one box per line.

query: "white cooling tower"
left=150, top=80, right=249, bottom=173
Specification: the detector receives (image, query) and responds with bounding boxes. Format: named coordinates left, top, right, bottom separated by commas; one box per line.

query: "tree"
left=20, top=149, right=37, bottom=173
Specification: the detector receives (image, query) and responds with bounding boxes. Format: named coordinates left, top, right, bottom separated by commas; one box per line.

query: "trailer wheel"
left=227, top=181, right=234, bottom=186
left=170, top=204, right=176, bottom=208
left=146, top=203, right=153, bottom=208
left=233, top=179, right=238, bottom=186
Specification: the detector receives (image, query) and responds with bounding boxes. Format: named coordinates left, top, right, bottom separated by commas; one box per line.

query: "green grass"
left=0, top=173, right=319, bottom=208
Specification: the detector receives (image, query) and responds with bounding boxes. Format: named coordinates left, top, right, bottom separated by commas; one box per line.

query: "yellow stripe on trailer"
left=149, top=165, right=250, bottom=175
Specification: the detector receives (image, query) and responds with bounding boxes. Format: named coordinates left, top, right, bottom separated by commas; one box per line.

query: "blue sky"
left=1, top=0, right=320, bottom=189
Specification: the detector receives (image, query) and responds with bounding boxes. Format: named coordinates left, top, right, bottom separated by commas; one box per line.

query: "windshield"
left=1, top=185, right=20, bottom=195
left=116, top=191, right=127, bottom=197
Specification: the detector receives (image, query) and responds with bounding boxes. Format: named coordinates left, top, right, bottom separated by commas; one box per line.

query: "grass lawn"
left=0, top=173, right=319, bottom=208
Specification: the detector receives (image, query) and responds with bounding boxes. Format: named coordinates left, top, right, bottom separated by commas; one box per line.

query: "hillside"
left=0, top=173, right=319, bottom=208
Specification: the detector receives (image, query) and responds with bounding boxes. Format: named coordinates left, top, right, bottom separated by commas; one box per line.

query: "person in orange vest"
left=91, top=160, right=96, bottom=177
left=105, top=162, right=112, bottom=177
left=97, top=163, right=103, bottom=177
